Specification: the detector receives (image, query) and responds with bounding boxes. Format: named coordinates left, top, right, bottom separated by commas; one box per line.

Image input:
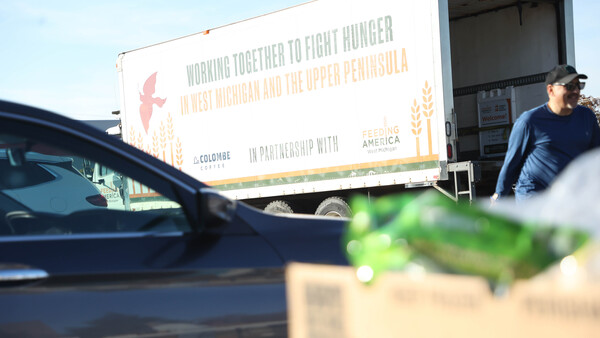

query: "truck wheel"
left=264, top=200, right=294, bottom=214
left=315, top=197, right=352, bottom=218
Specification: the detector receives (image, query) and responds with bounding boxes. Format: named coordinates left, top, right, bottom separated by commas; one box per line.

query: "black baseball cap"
left=545, top=64, right=587, bottom=85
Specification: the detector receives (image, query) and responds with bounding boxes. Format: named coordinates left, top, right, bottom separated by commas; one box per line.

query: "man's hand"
left=490, top=193, right=499, bottom=207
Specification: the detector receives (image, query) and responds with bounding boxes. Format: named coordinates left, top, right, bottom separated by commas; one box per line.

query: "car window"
left=0, top=133, right=191, bottom=236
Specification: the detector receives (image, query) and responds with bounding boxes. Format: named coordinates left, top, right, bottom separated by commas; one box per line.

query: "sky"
left=0, top=0, right=598, bottom=121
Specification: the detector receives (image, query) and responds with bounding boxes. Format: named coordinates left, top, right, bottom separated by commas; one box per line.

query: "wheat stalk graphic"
left=176, top=137, right=184, bottom=170
left=167, top=114, right=174, bottom=139
left=411, top=99, right=422, bottom=157
left=137, top=131, right=144, bottom=150
left=160, top=121, right=166, bottom=144
left=160, top=120, right=167, bottom=162
left=422, top=81, right=434, bottom=155
left=152, top=131, right=159, bottom=158
left=129, top=127, right=136, bottom=147
left=168, top=113, right=175, bottom=166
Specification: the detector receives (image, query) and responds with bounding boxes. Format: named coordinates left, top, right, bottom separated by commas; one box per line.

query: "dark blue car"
left=0, top=100, right=348, bottom=337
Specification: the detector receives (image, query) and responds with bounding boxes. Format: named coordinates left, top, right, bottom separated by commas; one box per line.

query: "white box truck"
left=116, top=0, right=576, bottom=216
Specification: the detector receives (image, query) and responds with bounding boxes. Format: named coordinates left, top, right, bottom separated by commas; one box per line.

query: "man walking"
left=492, top=65, right=600, bottom=203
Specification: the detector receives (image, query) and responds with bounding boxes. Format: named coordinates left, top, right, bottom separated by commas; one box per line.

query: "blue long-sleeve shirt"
left=495, top=103, right=600, bottom=200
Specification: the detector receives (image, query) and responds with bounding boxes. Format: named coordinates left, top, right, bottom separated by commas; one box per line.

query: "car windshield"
left=0, top=133, right=191, bottom=236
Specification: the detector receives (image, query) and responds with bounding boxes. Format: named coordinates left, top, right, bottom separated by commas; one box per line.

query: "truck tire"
left=315, top=197, right=352, bottom=218
left=264, top=200, right=294, bottom=214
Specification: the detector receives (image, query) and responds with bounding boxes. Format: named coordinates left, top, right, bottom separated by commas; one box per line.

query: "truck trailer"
left=116, top=0, right=576, bottom=216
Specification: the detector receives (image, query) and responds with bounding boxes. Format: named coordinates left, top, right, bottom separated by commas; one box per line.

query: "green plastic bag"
left=344, top=191, right=589, bottom=284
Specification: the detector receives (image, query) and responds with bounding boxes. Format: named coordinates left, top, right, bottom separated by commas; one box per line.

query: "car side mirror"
left=199, top=188, right=236, bottom=228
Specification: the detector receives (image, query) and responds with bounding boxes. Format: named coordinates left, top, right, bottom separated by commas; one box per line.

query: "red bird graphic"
left=139, top=72, right=166, bottom=134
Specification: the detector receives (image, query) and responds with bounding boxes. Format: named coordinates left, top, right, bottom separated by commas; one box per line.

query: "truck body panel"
left=117, top=0, right=453, bottom=203
left=117, top=0, right=575, bottom=210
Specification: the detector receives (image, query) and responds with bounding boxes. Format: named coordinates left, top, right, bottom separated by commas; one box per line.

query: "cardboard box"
left=286, top=263, right=600, bottom=338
